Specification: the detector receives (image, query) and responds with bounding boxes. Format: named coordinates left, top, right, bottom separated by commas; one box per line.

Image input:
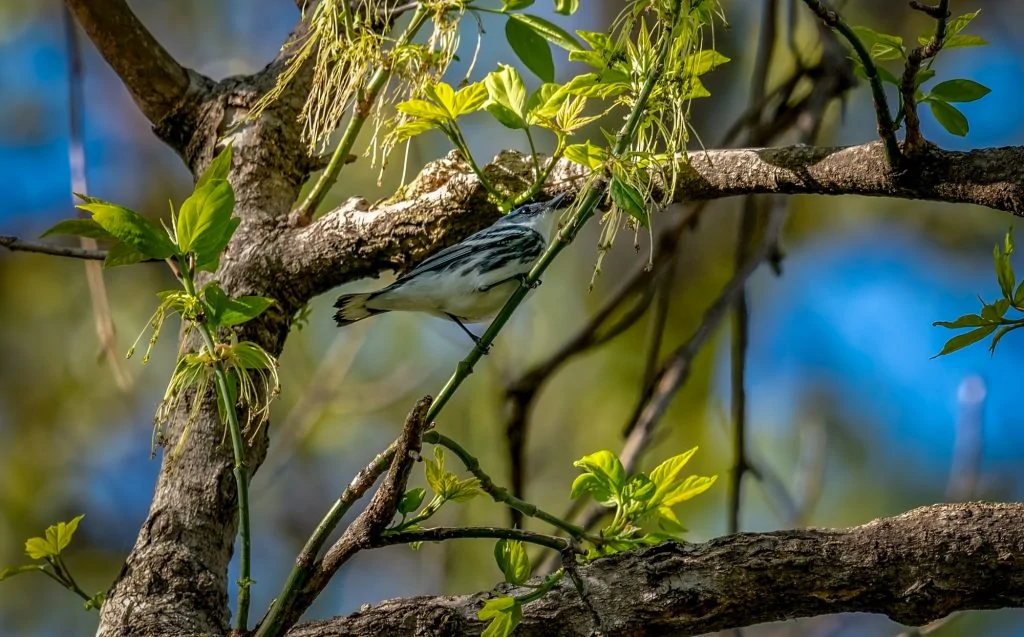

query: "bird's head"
left=500, top=192, right=569, bottom=240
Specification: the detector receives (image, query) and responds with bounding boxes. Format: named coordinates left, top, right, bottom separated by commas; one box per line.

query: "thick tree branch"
left=278, top=141, right=1024, bottom=303
left=286, top=502, right=1024, bottom=637
left=63, top=0, right=193, bottom=125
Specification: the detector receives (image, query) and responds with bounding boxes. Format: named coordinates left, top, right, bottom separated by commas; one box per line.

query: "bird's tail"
left=333, top=292, right=386, bottom=326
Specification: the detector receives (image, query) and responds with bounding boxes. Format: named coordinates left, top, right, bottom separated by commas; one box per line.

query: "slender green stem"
left=424, top=0, right=686, bottom=424
left=512, top=144, right=565, bottom=207
left=524, top=127, right=542, bottom=178
left=377, top=526, right=571, bottom=553
left=447, top=123, right=505, bottom=202
left=178, top=260, right=253, bottom=633
left=517, top=569, right=563, bottom=604
left=295, top=6, right=432, bottom=221
left=423, top=432, right=590, bottom=540
left=390, top=495, right=444, bottom=531
left=47, top=558, right=91, bottom=603
left=254, top=441, right=399, bottom=637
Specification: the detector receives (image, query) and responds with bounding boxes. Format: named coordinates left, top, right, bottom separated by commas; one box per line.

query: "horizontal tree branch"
left=1, top=235, right=109, bottom=260
left=286, top=502, right=1024, bottom=637
left=64, top=0, right=193, bottom=125
left=277, top=140, right=1024, bottom=305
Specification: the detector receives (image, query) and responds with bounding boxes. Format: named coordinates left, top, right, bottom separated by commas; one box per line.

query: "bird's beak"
left=547, top=192, right=568, bottom=209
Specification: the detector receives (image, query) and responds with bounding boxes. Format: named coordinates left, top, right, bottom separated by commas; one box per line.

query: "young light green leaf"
left=392, top=119, right=441, bottom=142
left=573, top=450, right=625, bottom=492
left=48, top=514, right=85, bottom=554
left=479, top=597, right=522, bottom=637
left=395, top=99, right=451, bottom=123
left=553, top=0, right=578, bottom=15
left=560, top=72, right=629, bottom=99
left=660, top=474, right=718, bottom=507
left=219, top=296, right=275, bottom=327
left=195, top=216, right=241, bottom=272
left=176, top=179, right=236, bottom=262
left=425, top=82, right=458, bottom=117
left=654, top=505, right=687, bottom=534
left=995, top=241, right=1015, bottom=300
left=610, top=175, right=648, bottom=227
left=1014, top=280, right=1024, bottom=306
left=621, top=473, right=656, bottom=504
left=103, top=242, right=146, bottom=269
left=501, top=0, right=534, bottom=9
left=453, top=82, right=489, bottom=116
left=0, top=564, right=46, bottom=581
left=989, top=324, right=1022, bottom=354
left=398, top=487, right=426, bottom=515
left=933, top=324, right=997, bottom=357
left=494, top=539, right=531, bottom=585
left=932, top=314, right=990, bottom=329
left=942, top=34, right=988, bottom=49
left=526, top=83, right=568, bottom=125
left=40, top=218, right=115, bottom=241
left=197, top=143, right=233, bottom=189
left=77, top=202, right=175, bottom=259
left=204, top=281, right=230, bottom=319
left=563, top=141, right=607, bottom=170
left=946, top=10, right=981, bottom=38
left=508, top=13, right=582, bottom=51
left=446, top=477, right=483, bottom=502
left=850, top=26, right=905, bottom=60
left=570, top=472, right=613, bottom=504
left=24, top=537, right=56, bottom=560
left=927, top=99, right=969, bottom=137
left=683, top=50, right=730, bottom=77
left=929, top=79, right=991, bottom=103
left=483, top=64, right=528, bottom=129
left=425, top=446, right=446, bottom=495
left=506, top=16, right=555, bottom=82
left=648, top=447, right=698, bottom=504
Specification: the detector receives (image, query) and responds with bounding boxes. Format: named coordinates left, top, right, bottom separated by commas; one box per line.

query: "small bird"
left=333, top=192, right=568, bottom=345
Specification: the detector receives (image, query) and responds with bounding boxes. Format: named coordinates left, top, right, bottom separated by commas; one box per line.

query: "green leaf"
left=622, top=473, right=656, bottom=506
left=526, top=83, right=568, bottom=125
left=103, top=242, right=146, bottom=269
left=553, top=0, right=578, bottom=15
left=648, top=447, right=698, bottom=504
left=197, top=143, right=233, bottom=189
left=494, top=539, right=531, bottom=585
left=425, top=82, right=458, bottom=117
left=425, top=447, right=446, bottom=495
left=40, top=218, right=114, bottom=241
left=946, top=10, right=981, bottom=38
left=479, top=597, right=522, bottom=637
left=929, top=79, right=991, bottom=103
left=446, top=477, right=483, bottom=502
left=395, top=99, right=451, bottom=123
left=932, top=314, right=989, bottom=329
left=453, top=82, right=489, bottom=116
left=915, top=69, right=936, bottom=88
left=177, top=179, right=236, bottom=267
left=850, top=26, right=905, bottom=60
left=219, top=296, right=275, bottom=327
left=77, top=202, right=175, bottom=259
left=563, top=141, right=607, bottom=170
left=560, top=72, right=629, bottom=99
left=0, top=564, right=45, bottom=581
left=933, top=324, right=997, bottom=357
left=995, top=240, right=1015, bottom=300
left=610, top=175, right=648, bottom=227
left=570, top=472, right=612, bottom=504
left=48, top=514, right=84, bottom=554
left=483, top=64, right=528, bottom=129
left=1014, top=280, right=1024, bottom=306
left=683, top=50, right=730, bottom=77
left=989, top=324, right=1022, bottom=354
left=392, top=119, right=440, bottom=142
left=196, top=216, right=240, bottom=272
left=24, top=537, right=55, bottom=560
left=654, top=506, right=687, bottom=534
left=942, top=34, right=988, bottom=49
left=398, top=488, right=426, bottom=515
left=506, top=17, right=555, bottom=82
left=501, top=0, right=534, bottom=9
left=573, top=450, right=625, bottom=492
left=508, top=13, right=582, bottom=51
left=84, top=591, right=106, bottom=611
left=204, top=281, right=230, bottom=318
left=660, top=474, right=718, bottom=507
left=927, top=99, right=969, bottom=136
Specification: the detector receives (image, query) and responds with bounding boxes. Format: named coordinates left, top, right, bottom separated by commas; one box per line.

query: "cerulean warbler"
left=334, top=192, right=568, bottom=344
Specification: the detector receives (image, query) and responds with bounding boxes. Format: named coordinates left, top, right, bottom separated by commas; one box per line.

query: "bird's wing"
left=397, top=225, right=539, bottom=280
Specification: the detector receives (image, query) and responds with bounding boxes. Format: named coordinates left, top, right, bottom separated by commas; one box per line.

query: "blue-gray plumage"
left=333, top=193, right=567, bottom=343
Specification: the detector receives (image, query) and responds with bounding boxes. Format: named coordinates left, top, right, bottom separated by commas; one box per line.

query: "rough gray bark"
left=287, top=503, right=1024, bottom=637
left=44, top=1, right=1024, bottom=636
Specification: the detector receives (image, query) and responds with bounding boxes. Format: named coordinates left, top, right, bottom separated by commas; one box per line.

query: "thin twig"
left=256, top=397, right=432, bottom=637
left=801, top=0, right=902, bottom=165
left=376, top=526, right=572, bottom=553
left=900, top=0, right=950, bottom=154
left=0, top=235, right=109, bottom=260
left=62, top=6, right=132, bottom=392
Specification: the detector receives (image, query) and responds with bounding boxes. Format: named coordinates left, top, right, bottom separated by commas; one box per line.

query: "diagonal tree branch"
left=286, top=502, right=1024, bottom=637
left=63, top=0, right=193, bottom=125
left=278, top=141, right=1024, bottom=304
